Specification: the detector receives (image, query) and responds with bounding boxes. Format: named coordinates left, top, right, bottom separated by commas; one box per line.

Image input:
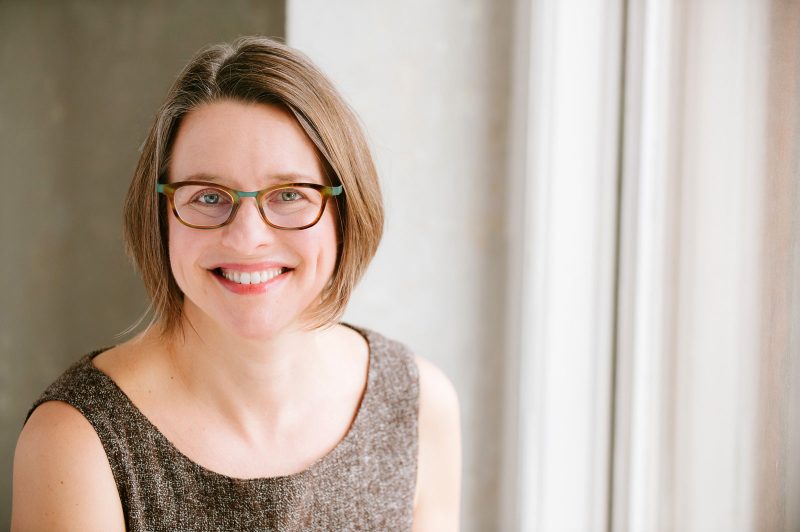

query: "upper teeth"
left=221, top=268, right=285, bottom=285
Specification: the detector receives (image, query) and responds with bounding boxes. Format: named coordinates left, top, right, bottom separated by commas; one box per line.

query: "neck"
left=160, top=303, right=337, bottom=443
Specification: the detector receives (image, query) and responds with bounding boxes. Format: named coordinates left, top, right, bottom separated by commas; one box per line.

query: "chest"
left=145, top=392, right=362, bottom=479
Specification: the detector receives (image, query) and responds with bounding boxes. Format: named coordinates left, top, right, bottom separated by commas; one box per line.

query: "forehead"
left=168, top=100, right=325, bottom=185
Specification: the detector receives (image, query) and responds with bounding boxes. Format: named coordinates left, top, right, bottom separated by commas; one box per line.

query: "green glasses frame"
left=156, top=180, right=344, bottom=230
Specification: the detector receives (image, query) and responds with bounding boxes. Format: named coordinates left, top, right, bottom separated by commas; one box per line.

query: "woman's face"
left=166, top=100, right=339, bottom=340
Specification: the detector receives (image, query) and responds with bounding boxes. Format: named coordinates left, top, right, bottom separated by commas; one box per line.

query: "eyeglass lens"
left=172, top=184, right=325, bottom=228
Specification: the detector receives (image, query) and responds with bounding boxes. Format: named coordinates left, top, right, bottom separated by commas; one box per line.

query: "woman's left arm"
left=412, top=355, right=462, bottom=532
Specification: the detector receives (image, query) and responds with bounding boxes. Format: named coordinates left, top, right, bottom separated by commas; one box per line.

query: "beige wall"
left=287, top=2, right=513, bottom=531
left=0, top=1, right=284, bottom=524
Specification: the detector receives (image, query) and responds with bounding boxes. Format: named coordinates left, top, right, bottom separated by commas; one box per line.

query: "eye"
left=191, top=188, right=231, bottom=205
left=277, top=189, right=305, bottom=202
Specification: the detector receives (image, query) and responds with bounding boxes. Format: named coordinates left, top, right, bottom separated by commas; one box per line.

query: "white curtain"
left=504, top=0, right=800, bottom=530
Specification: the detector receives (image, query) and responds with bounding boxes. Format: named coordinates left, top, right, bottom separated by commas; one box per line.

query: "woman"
left=12, top=36, right=461, bottom=531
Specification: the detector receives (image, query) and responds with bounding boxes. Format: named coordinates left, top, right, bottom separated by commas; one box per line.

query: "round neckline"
left=83, top=322, right=374, bottom=484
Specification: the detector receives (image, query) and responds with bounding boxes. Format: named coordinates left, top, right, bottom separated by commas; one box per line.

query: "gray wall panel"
left=0, top=1, right=284, bottom=524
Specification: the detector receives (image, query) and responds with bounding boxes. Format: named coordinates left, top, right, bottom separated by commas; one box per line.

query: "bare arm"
left=11, top=401, right=126, bottom=532
left=412, top=355, right=462, bottom=532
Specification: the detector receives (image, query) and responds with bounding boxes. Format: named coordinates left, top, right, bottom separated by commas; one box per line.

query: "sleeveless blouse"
left=25, top=323, right=419, bottom=531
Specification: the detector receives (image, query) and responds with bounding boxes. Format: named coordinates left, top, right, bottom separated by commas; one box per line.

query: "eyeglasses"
left=156, top=180, right=344, bottom=230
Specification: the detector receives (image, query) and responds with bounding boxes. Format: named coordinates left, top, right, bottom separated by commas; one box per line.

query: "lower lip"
left=212, top=269, right=292, bottom=295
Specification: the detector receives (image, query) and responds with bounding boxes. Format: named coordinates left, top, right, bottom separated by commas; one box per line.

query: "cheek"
left=294, top=209, right=339, bottom=277
left=167, top=217, right=183, bottom=264
left=167, top=218, right=199, bottom=286
left=318, top=208, right=340, bottom=269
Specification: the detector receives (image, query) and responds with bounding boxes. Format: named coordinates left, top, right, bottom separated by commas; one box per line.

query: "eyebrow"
left=178, top=172, right=323, bottom=186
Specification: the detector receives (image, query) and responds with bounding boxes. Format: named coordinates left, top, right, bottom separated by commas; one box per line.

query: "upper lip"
left=209, top=262, right=293, bottom=272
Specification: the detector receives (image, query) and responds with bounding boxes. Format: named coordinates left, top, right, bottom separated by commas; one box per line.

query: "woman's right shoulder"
left=11, top=395, right=127, bottom=529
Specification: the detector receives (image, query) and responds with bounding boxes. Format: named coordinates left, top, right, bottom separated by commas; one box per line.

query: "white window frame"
left=501, top=1, right=624, bottom=530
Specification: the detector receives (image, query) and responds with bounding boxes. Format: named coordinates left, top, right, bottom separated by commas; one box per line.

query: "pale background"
left=2, top=1, right=799, bottom=531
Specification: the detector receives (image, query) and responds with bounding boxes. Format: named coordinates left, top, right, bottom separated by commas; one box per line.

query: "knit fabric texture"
left=25, top=323, right=419, bottom=531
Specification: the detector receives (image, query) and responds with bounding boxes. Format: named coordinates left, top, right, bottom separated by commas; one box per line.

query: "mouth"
left=211, top=266, right=292, bottom=285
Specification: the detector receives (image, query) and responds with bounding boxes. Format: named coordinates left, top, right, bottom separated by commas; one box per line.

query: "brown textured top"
left=25, top=323, right=419, bottom=531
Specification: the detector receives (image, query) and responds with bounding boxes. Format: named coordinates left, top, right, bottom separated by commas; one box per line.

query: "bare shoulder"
left=412, top=354, right=461, bottom=532
left=11, top=400, right=125, bottom=531
left=414, top=355, right=460, bottom=417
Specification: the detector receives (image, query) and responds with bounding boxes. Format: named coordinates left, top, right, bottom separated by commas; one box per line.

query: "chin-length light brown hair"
left=123, top=36, right=383, bottom=336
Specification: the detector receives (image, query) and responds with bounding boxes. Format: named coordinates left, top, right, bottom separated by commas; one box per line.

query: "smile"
left=218, top=267, right=290, bottom=285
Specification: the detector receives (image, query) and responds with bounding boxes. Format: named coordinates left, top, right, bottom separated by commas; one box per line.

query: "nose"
left=219, top=197, right=277, bottom=253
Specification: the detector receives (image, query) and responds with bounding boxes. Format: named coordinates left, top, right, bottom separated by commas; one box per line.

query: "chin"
left=225, top=315, right=293, bottom=341
left=183, top=294, right=323, bottom=342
